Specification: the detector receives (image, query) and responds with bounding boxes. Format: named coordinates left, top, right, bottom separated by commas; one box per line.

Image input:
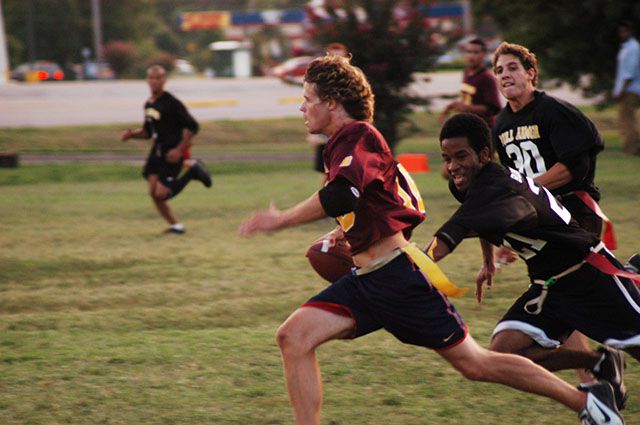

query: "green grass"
left=0, top=110, right=639, bottom=424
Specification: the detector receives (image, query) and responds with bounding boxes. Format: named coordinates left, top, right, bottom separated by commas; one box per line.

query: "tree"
left=307, top=1, right=437, bottom=150
left=474, top=0, right=640, bottom=98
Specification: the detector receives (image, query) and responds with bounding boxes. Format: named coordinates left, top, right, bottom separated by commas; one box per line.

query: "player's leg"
left=490, top=329, right=601, bottom=372
left=164, top=160, right=211, bottom=200
left=275, top=306, right=355, bottom=425
left=440, top=335, right=584, bottom=409
left=564, top=331, right=595, bottom=383
left=438, top=335, right=624, bottom=424
left=148, top=174, right=182, bottom=231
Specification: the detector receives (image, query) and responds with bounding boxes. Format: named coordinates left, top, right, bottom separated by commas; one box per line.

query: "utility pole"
left=91, top=0, right=103, bottom=60
left=26, top=0, right=36, bottom=63
left=0, top=0, right=9, bottom=82
left=461, top=0, right=473, bottom=34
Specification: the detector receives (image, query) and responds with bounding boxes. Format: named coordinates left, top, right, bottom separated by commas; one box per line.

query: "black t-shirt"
left=143, top=91, right=199, bottom=157
left=493, top=91, right=603, bottom=200
left=435, top=162, right=599, bottom=280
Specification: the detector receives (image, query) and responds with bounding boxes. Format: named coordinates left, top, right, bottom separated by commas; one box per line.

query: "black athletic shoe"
left=591, top=347, right=628, bottom=410
left=578, top=381, right=625, bottom=425
left=193, top=160, right=212, bottom=188
left=624, top=253, right=640, bottom=273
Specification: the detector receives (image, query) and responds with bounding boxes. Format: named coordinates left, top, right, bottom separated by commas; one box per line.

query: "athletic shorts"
left=142, top=151, right=184, bottom=187
left=493, top=253, right=640, bottom=349
left=304, top=253, right=468, bottom=349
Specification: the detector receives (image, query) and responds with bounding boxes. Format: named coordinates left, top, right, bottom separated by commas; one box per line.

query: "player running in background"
left=428, top=112, right=640, bottom=423
left=439, top=37, right=502, bottom=127
left=121, top=65, right=211, bottom=235
left=240, top=55, right=626, bottom=425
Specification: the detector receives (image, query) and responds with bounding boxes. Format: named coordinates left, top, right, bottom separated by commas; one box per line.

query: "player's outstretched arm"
left=239, top=193, right=327, bottom=236
left=120, top=128, right=148, bottom=142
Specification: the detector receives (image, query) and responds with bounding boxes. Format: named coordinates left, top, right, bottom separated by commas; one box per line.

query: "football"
left=306, top=239, right=354, bottom=282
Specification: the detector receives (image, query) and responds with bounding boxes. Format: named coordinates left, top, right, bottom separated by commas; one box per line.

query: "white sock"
left=171, top=223, right=185, bottom=231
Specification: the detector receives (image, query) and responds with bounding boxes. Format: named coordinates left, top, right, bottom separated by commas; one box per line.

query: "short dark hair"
left=468, top=37, right=487, bottom=52
left=439, top=113, right=492, bottom=154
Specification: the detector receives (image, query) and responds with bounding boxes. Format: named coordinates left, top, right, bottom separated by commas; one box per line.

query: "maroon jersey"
left=323, top=121, right=426, bottom=254
left=461, top=67, right=501, bottom=127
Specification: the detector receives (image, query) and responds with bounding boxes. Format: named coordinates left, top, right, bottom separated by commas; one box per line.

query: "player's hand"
left=120, top=129, right=134, bottom=142
left=166, top=148, right=183, bottom=164
left=239, top=202, right=284, bottom=236
left=475, top=262, right=496, bottom=303
left=495, top=246, right=518, bottom=266
left=315, top=226, right=349, bottom=250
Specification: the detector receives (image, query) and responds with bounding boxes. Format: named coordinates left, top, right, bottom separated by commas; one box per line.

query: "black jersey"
left=493, top=91, right=603, bottom=200
left=143, top=91, right=199, bottom=157
left=435, top=162, right=600, bottom=280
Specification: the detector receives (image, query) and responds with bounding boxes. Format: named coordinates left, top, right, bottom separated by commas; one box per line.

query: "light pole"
left=91, top=0, right=103, bottom=61
left=0, top=0, right=9, bottom=82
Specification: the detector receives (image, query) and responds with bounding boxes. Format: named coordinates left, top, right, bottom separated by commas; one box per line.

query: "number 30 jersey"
left=493, top=91, right=603, bottom=200
left=435, top=162, right=599, bottom=280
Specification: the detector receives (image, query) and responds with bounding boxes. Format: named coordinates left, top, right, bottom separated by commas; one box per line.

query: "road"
left=0, top=73, right=599, bottom=128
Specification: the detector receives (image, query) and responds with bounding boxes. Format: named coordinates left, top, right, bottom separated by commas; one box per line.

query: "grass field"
left=0, top=110, right=639, bottom=424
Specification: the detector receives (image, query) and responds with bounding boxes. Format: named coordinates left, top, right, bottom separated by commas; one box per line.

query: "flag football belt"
left=564, top=191, right=617, bottom=250
left=402, top=243, right=468, bottom=298
left=355, top=244, right=468, bottom=298
left=525, top=242, right=640, bottom=315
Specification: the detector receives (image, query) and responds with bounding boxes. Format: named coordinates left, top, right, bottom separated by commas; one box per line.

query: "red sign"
left=180, top=12, right=231, bottom=31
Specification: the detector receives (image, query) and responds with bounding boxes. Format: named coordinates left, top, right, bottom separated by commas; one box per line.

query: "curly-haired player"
left=240, top=55, right=625, bottom=425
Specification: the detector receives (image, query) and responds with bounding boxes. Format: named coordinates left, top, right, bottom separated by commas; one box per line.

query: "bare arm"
left=239, top=192, right=327, bottom=236
left=120, top=127, right=149, bottom=141
left=534, top=162, right=573, bottom=190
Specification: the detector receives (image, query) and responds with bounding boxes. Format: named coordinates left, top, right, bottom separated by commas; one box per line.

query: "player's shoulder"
left=337, top=121, right=387, bottom=150
left=535, top=91, right=577, bottom=113
left=467, top=162, right=511, bottom=198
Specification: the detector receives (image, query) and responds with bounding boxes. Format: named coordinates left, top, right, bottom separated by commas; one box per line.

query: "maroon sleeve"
left=475, top=71, right=501, bottom=115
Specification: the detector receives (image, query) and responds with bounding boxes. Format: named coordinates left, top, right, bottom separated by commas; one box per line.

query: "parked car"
left=270, top=56, right=315, bottom=84
left=174, top=59, right=195, bottom=75
left=11, top=61, right=65, bottom=82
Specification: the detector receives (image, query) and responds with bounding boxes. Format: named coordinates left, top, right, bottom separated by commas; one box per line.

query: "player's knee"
left=275, top=323, right=304, bottom=356
left=490, top=330, right=533, bottom=356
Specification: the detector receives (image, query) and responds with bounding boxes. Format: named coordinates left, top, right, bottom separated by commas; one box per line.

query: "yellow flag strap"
left=401, top=243, right=468, bottom=298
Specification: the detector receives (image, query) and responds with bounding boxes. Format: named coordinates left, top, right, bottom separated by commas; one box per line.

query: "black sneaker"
left=591, top=347, right=627, bottom=410
left=193, top=160, right=212, bottom=188
left=578, top=381, right=625, bottom=425
left=624, top=253, right=640, bottom=273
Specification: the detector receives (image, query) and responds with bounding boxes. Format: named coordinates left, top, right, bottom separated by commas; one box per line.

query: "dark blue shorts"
left=305, top=254, right=467, bottom=349
left=494, top=253, right=640, bottom=349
